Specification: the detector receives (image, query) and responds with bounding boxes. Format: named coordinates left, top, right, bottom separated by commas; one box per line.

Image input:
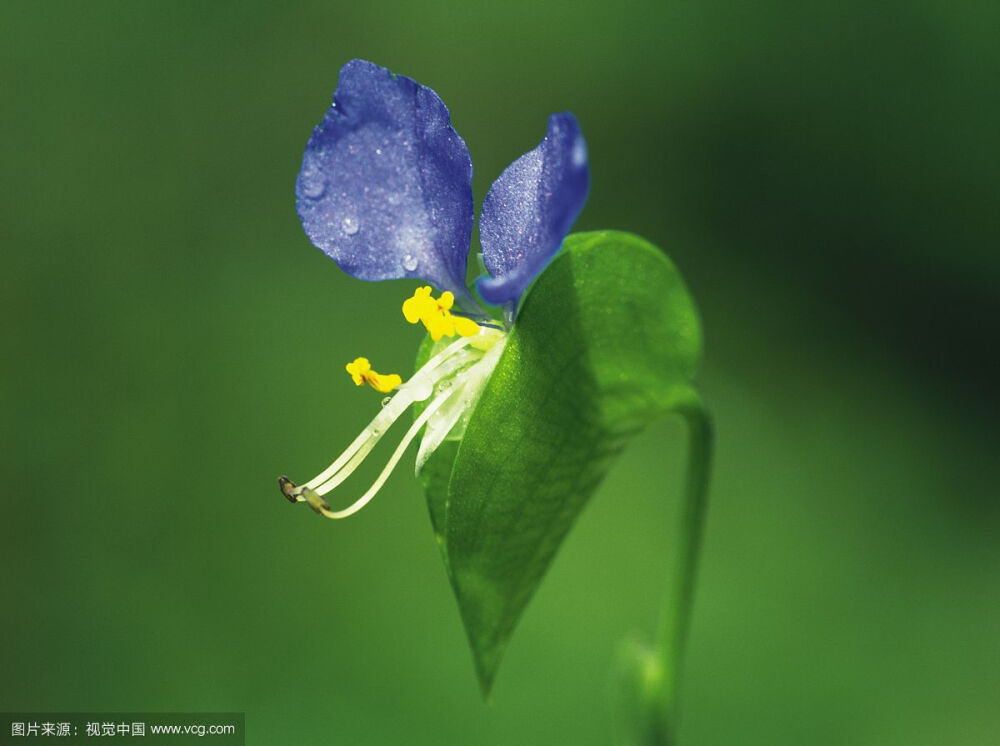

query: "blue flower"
left=295, top=59, right=589, bottom=309
left=281, top=59, right=588, bottom=518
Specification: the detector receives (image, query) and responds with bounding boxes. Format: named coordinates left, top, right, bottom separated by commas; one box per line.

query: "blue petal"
left=296, top=60, right=474, bottom=294
left=476, top=113, right=589, bottom=305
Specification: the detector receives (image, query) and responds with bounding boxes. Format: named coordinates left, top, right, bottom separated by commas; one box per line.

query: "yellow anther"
left=453, top=315, right=480, bottom=337
left=345, top=357, right=402, bottom=394
left=402, top=286, right=435, bottom=324
left=401, top=286, right=481, bottom=341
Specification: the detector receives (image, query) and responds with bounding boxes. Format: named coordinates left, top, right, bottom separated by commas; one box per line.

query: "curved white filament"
left=414, top=335, right=507, bottom=472
left=301, top=336, right=475, bottom=492
left=314, top=385, right=459, bottom=518
left=306, top=348, right=478, bottom=494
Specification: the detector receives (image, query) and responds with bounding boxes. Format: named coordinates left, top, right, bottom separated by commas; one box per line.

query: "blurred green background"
left=2, top=1, right=998, bottom=744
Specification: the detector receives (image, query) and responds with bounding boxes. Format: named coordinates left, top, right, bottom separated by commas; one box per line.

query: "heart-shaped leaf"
left=417, top=230, right=703, bottom=694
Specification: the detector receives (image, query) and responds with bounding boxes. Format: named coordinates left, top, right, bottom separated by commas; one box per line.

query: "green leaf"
left=418, top=230, right=704, bottom=695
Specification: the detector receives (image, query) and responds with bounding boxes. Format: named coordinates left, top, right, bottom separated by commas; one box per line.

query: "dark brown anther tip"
left=278, top=476, right=299, bottom=503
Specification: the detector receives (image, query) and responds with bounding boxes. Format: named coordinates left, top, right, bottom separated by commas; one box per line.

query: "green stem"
left=648, top=394, right=713, bottom=744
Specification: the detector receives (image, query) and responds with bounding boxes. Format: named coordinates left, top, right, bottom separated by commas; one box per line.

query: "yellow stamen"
left=345, top=357, right=402, bottom=393
left=402, top=286, right=481, bottom=341
left=453, top=315, right=480, bottom=337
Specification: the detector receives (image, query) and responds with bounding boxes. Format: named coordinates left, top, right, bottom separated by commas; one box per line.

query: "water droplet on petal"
left=341, top=216, right=359, bottom=236
left=402, top=254, right=418, bottom=272
left=299, top=171, right=326, bottom=199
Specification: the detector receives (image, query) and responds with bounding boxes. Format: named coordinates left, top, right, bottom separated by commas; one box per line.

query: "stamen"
left=278, top=476, right=301, bottom=503
left=277, top=479, right=331, bottom=514
left=294, top=336, right=474, bottom=494
left=279, top=325, right=507, bottom=520
left=301, top=486, right=332, bottom=514
left=308, top=346, right=478, bottom=495
left=309, top=385, right=459, bottom=519
left=278, top=337, right=482, bottom=502
left=403, top=285, right=481, bottom=340
left=346, top=357, right=402, bottom=393
left=415, top=333, right=506, bottom=471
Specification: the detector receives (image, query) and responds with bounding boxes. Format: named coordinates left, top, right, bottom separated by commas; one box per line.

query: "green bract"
left=416, top=230, right=705, bottom=694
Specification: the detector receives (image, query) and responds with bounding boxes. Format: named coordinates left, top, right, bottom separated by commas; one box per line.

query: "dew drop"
left=402, top=254, right=418, bottom=272
left=341, top=216, right=359, bottom=236
left=299, top=171, right=325, bottom=199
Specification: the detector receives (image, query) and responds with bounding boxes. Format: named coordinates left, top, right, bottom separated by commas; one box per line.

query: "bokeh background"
left=2, top=2, right=998, bottom=744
